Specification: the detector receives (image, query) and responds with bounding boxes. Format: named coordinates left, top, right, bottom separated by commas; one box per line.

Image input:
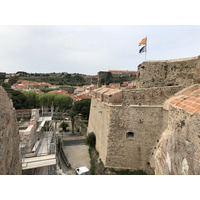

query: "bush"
left=86, top=132, right=96, bottom=148
left=59, top=121, right=69, bottom=132
left=88, top=147, right=95, bottom=175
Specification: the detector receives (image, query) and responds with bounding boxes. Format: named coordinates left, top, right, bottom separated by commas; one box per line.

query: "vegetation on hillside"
left=0, top=73, right=6, bottom=85
left=101, top=72, right=136, bottom=85
left=19, top=73, right=87, bottom=86
left=40, top=87, right=59, bottom=93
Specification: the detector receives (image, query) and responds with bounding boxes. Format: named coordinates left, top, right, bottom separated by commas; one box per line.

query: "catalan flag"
left=139, top=46, right=146, bottom=54
left=139, top=37, right=147, bottom=46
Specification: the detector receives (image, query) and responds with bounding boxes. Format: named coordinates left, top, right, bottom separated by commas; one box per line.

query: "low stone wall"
left=19, top=109, right=40, bottom=153
left=16, top=109, right=32, bottom=121
left=0, top=87, right=22, bottom=174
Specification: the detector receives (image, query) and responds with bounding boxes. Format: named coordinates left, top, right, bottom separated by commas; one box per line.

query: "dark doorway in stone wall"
left=126, top=132, right=135, bottom=139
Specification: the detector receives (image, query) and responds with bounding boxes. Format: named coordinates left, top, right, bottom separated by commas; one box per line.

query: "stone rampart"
left=0, top=86, right=22, bottom=174
left=137, top=55, right=200, bottom=88
left=87, top=97, right=110, bottom=164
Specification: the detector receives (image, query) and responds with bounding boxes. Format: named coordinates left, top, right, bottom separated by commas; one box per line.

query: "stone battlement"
left=137, top=55, right=200, bottom=88
left=92, top=85, right=183, bottom=106
left=144, top=55, right=200, bottom=63
left=91, top=88, right=123, bottom=104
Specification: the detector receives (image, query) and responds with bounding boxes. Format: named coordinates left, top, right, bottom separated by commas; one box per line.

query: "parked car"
left=75, top=166, right=91, bottom=175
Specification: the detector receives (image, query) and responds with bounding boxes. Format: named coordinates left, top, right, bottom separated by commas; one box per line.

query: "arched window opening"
left=126, top=132, right=135, bottom=139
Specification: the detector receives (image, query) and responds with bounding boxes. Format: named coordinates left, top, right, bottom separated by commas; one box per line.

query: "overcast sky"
left=0, top=25, right=200, bottom=75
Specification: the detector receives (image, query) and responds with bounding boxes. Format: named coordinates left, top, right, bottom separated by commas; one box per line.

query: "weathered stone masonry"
left=0, top=86, right=22, bottom=175
left=88, top=86, right=184, bottom=173
left=88, top=55, right=200, bottom=175
left=151, top=85, right=200, bottom=175
left=137, top=56, right=200, bottom=89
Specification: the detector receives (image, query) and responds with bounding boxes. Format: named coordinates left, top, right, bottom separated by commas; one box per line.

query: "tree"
left=86, top=132, right=96, bottom=148
left=8, top=76, right=19, bottom=85
left=0, top=73, right=6, bottom=84
left=54, top=95, right=73, bottom=110
left=23, top=91, right=39, bottom=108
left=2, top=82, right=11, bottom=88
left=40, top=87, right=59, bottom=93
left=38, top=93, right=57, bottom=108
left=68, top=98, right=91, bottom=134
left=59, top=121, right=69, bottom=132
left=72, top=98, right=91, bottom=119
left=4, top=88, right=29, bottom=109
left=69, top=110, right=77, bottom=134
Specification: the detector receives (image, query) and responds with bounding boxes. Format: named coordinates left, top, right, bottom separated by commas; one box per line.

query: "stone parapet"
left=137, top=55, right=200, bottom=88
left=123, top=85, right=183, bottom=105
left=92, top=88, right=123, bottom=104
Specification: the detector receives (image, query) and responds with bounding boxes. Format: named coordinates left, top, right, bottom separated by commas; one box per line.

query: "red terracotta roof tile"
left=170, top=88, right=200, bottom=114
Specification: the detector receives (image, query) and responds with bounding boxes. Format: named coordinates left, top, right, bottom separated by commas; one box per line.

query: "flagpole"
left=145, top=36, right=147, bottom=61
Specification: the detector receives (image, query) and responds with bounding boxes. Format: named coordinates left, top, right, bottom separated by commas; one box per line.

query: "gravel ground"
left=62, top=144, right=91, bottom=170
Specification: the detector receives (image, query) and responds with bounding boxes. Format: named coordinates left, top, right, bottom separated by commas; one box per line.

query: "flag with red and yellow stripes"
left=139, top=37, right=147, bottom=46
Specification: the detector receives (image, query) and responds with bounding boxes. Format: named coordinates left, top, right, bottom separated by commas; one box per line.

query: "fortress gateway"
left=88, top=55, right=200, bottom=175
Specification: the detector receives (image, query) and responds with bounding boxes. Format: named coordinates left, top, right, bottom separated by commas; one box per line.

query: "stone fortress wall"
left=88, top=55, right=200, bottom=174
left=88, top=85, right=185, bottom=173
left=137, top=55, right=200, bottom=88
left=0, top=86, right=22, bottom=175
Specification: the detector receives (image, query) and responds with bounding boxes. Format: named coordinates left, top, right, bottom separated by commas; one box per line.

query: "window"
left=126, top=131, right=135, bottom=139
